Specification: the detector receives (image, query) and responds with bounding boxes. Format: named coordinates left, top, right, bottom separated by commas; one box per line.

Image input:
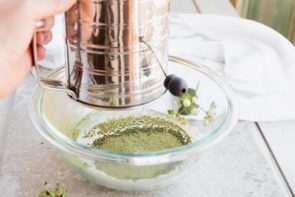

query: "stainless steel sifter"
left=32, top=0, right=170, bottom=108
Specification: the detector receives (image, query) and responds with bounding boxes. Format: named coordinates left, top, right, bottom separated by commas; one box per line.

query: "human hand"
left=0, top=0, right=76, bottom=97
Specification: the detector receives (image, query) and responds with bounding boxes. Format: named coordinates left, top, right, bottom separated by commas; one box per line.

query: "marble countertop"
left=0, top=75, right=289, bottom=196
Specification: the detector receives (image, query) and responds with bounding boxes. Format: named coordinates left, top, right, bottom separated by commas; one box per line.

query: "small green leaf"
left=178, top=106, right=191, bottom=115
left=167, top=109, right=175, bottom=115
left=188, top=88, right=197, bottom=97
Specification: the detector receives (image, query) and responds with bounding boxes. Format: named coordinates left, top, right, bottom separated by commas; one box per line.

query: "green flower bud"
left=204, top=117, right=210, bottom=125
left=191, top=107, right=198, bottom=115
left=183, top=99, right=191, bottom=107
left=207, top=109, right=216, bottom=117
left=192, top=96, right=198, bottom=104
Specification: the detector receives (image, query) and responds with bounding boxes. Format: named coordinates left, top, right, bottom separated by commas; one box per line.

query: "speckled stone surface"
left=0, top=75, right=289, bottom=197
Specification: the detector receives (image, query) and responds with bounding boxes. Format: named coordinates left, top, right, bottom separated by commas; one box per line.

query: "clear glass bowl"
left=30, top=56, right=238, bottom=191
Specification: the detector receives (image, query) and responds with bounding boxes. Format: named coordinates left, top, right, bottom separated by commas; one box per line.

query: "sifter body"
left=63, top=0, right=170, bottom=108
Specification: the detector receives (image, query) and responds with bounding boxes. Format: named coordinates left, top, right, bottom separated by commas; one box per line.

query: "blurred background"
left=230, top=0, right=295, bottom=44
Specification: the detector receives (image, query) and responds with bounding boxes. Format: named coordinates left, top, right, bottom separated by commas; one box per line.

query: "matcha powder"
left=80, top=115, right=192, bottom=153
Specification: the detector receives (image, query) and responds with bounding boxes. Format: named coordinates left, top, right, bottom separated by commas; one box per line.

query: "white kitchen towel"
left=169, top=14, right=295, bottom=121
left=45, top=14, right=295, bottom=121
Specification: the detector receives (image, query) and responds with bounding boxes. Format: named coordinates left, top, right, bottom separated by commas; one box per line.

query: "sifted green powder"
left=75, top=115, right=192, bottom=180
left=88, top=115, right=191, bottom=152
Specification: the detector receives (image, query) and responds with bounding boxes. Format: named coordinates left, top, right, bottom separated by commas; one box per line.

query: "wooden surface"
left=259, top=122, right=295, bottom=193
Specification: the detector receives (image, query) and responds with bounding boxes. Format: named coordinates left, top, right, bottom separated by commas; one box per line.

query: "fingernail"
left=43, top=33, right=49, bottom=42
left=36, top=19, right=46, bottom=29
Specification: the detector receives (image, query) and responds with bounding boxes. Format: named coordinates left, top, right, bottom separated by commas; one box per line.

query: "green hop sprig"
left=167, top=109, right=188, bottom=124
left=203, top=102, right=217, bottom=125
left=177, top=88, right=199, bottom=116
left=169, top=82, right=217, bottom=126
left=39, top=183, right=67, bottom=197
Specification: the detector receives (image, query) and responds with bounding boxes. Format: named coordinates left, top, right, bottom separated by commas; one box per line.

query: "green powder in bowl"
left=73, top=113, right=192, bottom=180
left=82, top=115, right=191, bottom=152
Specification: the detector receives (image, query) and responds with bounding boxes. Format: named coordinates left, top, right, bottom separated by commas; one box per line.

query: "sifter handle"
left=31, top=28, right=76, bottom=100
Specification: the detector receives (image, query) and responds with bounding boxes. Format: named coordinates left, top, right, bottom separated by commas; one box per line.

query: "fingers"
left=24, top=0, right=77, bottom=20
left=34, top=16, right=53, bottom=60
left=36, top=45, right=46, bottom=60
left=35, top=16, right=54, bottom=46
left=35, top=16, right=53, bottom=60
left=36, top=17, right=55, bottom=31
left=36, top=31, right=52, bottom=45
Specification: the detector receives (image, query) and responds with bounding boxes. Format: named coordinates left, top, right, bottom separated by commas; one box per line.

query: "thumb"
left=24, top=0, right=77, bottom=19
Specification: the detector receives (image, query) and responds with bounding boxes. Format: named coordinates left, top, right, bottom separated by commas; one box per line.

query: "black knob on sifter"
left=164, top=74, right=188, bottom=97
